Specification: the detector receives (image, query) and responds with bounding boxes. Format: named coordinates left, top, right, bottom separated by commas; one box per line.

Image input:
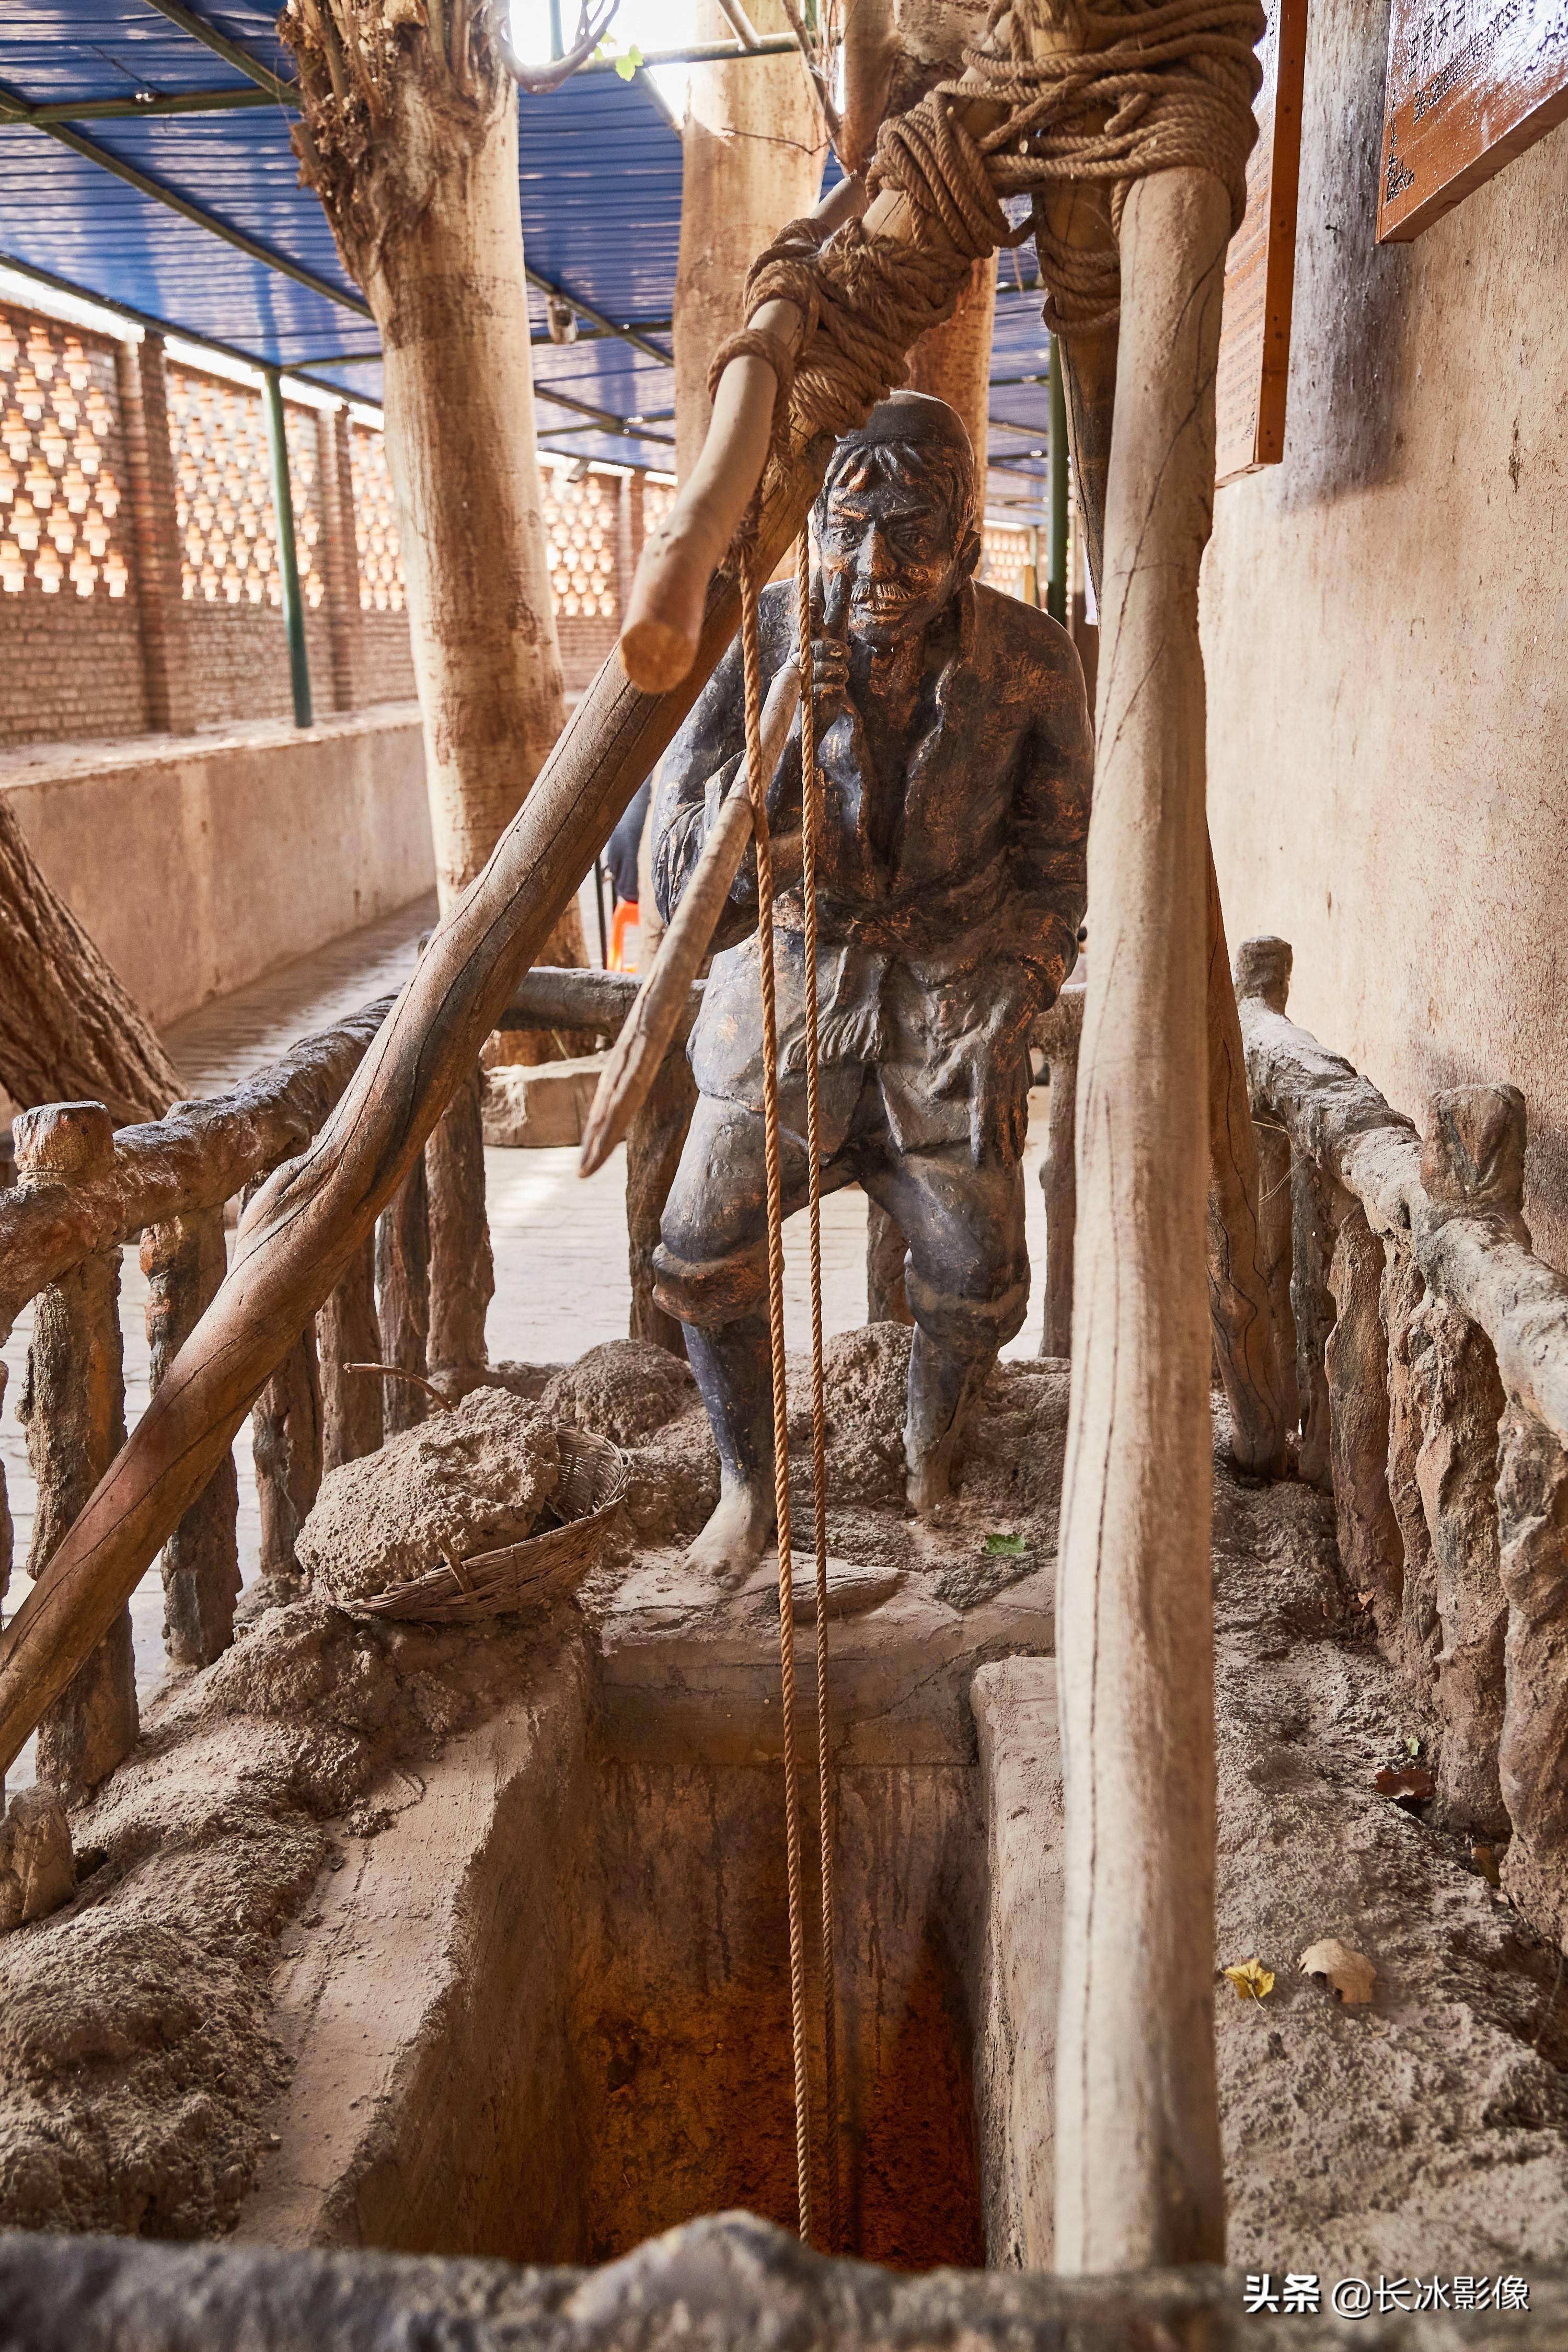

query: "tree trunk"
left=675, top=0, right=827, bottom=485
left=0, top=796, right=180, bottom=1126
left=286, top=5, right=586, bottom=964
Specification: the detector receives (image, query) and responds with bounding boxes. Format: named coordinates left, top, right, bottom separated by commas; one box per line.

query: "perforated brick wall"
left=0, top=305, right=147, bottom=745
left=0, top=303, right=660, bottom=748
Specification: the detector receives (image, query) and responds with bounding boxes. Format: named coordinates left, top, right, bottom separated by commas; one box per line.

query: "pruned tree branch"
left=778, top=0, right=845, bottom=158
left=494, top=0, right=621, bottom=93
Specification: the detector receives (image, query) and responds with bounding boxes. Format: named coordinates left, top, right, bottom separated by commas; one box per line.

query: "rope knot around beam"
left=725, top=0, right=1263, bottom=533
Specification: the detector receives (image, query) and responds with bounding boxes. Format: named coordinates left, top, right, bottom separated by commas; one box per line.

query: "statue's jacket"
left=653, top=576, right=1092, bottom=1162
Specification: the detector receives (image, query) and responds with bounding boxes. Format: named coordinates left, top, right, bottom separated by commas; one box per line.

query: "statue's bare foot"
left=685, top=1480, right=774, bottom=1586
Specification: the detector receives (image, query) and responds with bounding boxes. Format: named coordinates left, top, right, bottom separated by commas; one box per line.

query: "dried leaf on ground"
left=1375, top=1763, right=1435, bottom=1808
left=1299, top=1937, right=1376, bottom=2004
left=1222, top=1957, right=1276, bottom=2003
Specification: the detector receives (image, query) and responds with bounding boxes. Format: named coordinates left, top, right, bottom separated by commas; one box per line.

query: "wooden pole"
left=15, top=1104, right=138, bottom=1801
left=579, top=658, right=799, bottom=1176
left=141, top=1205, right=241, bottom=1666
left=376, top=1160, right=431, bottom=1437
left=1053, top=166, right=1231, bottom=2273
left=317, top=1231, right=383, bottom=1473
left=425, top=1065, right=493, bottom=1377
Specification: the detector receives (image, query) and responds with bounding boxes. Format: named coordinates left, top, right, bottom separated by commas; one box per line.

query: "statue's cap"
left=833, top=391, right=974, bottom=470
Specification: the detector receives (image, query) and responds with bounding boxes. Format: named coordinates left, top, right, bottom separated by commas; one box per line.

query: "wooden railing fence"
left=9, top=936, right=1565, bottom=1962
left=0, top=965, right=668, bottom=1803
left=1236, top=933, right=1568, bottom=1951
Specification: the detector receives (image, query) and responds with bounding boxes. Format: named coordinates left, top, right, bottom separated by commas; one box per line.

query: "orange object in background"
left=609, top=901, right=640, bottom=972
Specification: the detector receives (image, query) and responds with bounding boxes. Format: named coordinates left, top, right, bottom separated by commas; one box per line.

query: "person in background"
left=604, top=778, right=651, bottom=969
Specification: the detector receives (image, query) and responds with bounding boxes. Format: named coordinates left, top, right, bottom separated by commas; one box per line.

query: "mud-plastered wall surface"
left=1202, top=0, right=1568, bottom=1271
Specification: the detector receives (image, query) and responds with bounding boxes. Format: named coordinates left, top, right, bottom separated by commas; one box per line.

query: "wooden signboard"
left=1215, top=0, right=1309, bottom=487
left=1379, top=1, right=1568, bottom=243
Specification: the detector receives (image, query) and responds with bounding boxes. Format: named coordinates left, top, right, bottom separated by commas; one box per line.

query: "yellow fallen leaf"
left=1299, top=1936, right=1376, bottom=2004
left=1222, top=1957, right=1275, bottom=2003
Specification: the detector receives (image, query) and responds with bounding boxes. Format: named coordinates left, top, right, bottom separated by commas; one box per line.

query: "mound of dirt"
left=298, top=1389, right=561, bottom=1605
left=790, top=1323, right=913, bottom=1513
left=1208, top=1454, right=1568, bottom=2272
left=616, top=1406, right=721, bottom=1546
left=543, top=1340, right=696, bottom=1448
left=0, top=1595, right=571, bottom=2239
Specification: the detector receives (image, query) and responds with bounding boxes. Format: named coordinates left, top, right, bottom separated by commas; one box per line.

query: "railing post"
left=141, top=1206, right=241, bottom=1666
left=318, top=1232, right=384, bottom=1471
left=1204, top=866, right=1290, bottom=1473
left=1414, top=1087, right=1518, bottom=1836
left=15, top=1104, right=137, bottom=1799
left=376, top=1157, right=431, bottom=1433
left=1290, top=1156, right=1337, bottom=1491
left=250, top=1323, right=324, bottom=1600
left=425, top=1063, right=493, bottom=1379
left=1497, top=1406, right=1568, bottom=1942
left=1232, top=936, right=1298, bottom=1433
left=1324, top=1201, right=1404, bottom=1645
left=1382, top=1240, right=1438, bottom=1685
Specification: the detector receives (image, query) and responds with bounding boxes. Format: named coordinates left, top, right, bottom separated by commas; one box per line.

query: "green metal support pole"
left=262, top=368, right=313, bottom=730
left=1047, top=332, right=1069, bottom=626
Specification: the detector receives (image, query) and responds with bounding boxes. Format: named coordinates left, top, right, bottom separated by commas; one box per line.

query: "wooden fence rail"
left=0, top=965, right=664, bottom=1800
left=1237, top=934, right=1568, bottom=1952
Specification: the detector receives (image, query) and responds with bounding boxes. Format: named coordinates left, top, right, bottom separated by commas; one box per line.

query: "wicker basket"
left=340, top=1425, right=627, bottom=1624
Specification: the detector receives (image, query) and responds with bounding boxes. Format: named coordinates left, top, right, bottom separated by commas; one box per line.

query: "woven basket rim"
left=326, top=1420, right=627, bottom=1621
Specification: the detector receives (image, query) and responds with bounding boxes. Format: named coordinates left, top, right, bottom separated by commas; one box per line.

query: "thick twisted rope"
left=795, top=525, right=839, bottom=2252
left=708, top=0, right=1262, bottom=511
left=740, top=547, right=814, bottom=2243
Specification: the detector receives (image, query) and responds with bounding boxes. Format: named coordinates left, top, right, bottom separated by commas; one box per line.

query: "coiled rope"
left=709, top=0, right=1264, bottom=505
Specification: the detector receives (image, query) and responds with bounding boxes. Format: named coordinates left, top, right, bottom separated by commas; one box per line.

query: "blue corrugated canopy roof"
left=0, top=1, right=1045, bottom=505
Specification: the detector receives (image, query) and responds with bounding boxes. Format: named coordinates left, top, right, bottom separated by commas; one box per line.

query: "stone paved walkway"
left=3, top=901, right=1054, bottom=1788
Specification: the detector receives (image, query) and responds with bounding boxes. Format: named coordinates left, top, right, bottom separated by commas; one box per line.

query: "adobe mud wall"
left=0, top=706, right=434, bottom=1028
left=1202, top=0, right=1568, bottom=1270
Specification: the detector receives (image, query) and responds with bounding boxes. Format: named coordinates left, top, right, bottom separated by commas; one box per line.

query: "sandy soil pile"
left=1, top=1334, right=1565, bottom=2274
left=297, top=1390, right=561, bottom=1606
left=0, top=1594, right=570, bottom=2237
left=1208, top=1451, right=1568, bottom=2273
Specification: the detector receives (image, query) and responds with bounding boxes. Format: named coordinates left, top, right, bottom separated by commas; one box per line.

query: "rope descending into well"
left=740, top=545, right=816, bottom=2243
left=795, top=523, right=840, bottom=2252
left=709, top=0, right=1263, bottom=502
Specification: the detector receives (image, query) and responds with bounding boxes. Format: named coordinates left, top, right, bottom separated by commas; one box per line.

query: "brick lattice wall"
left=0, top=296, right=666, bottom=748
left=979, top=520, right=1033, bottom=603
left=0, top=305, right=146, bottom=745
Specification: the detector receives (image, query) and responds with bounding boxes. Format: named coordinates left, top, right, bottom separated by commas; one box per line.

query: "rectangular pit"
left=238, top=1559, right=1057, bottom=2272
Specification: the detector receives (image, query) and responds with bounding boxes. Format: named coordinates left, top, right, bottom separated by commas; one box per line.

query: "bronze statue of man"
left=651, top=391, right=1092, bottom=1578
